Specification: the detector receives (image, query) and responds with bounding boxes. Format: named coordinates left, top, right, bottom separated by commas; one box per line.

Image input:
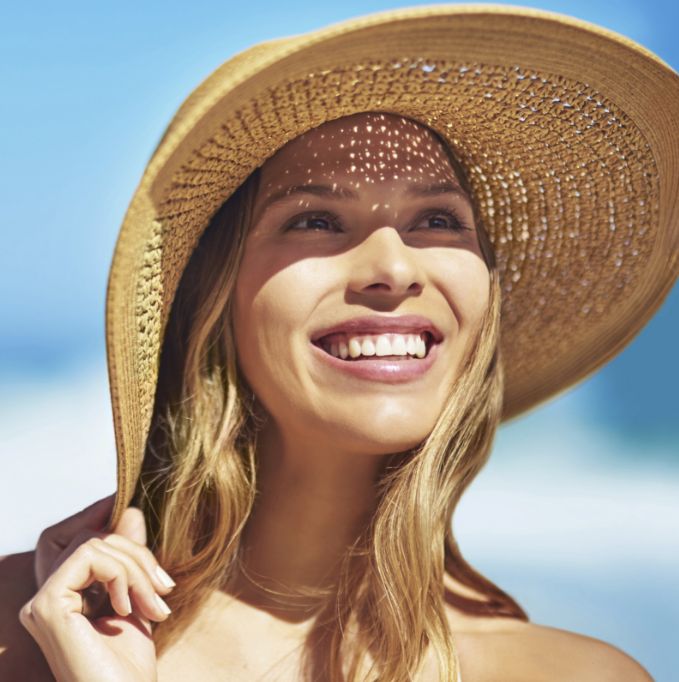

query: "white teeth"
left=348, top=338, right=363, bottom=358
left=390, top=335, right=408, bottom=355
left=325, top=333, right=429, bottom=359
left=375, top=336, right=391, bottom=356
left=406, top=335, right=417, bottom=355
left=361, top=338, right=376, bottom=356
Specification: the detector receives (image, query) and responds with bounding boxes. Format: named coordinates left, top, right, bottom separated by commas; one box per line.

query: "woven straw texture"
left=105, top=4, right=679, bottom=529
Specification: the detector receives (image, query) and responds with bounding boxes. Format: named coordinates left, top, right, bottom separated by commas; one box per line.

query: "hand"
left=19, top=501, right=175, bottom=682
left=34, top=493, right=116, bottom=590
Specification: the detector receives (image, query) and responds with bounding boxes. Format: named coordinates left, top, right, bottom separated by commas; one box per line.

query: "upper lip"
left=310, top=314, right=444, bottom=344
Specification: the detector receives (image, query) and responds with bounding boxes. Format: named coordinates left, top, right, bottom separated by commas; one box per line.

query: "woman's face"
left=232, top=112, right=489, bottom=456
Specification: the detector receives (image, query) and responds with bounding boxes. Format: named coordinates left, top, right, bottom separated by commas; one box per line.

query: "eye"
left=414, top=208, right=471, bottom=233
left=283, top=211, right=342, bottom=232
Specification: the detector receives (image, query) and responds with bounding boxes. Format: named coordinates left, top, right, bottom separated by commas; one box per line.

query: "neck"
left=231, top=419, right=388, bottom=622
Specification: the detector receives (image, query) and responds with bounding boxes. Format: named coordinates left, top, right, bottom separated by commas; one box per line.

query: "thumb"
left=113, top=506, right=147, bottom=546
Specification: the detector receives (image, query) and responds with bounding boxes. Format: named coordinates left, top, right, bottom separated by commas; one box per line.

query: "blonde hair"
left=133, top=118, right=528, bottom=681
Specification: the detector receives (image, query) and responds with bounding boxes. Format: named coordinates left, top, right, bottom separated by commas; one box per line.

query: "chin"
left=325, top=412, right=436, bottom=455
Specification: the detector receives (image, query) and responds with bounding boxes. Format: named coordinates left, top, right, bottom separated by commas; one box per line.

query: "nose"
left=346, top=225, right=424, bottom=298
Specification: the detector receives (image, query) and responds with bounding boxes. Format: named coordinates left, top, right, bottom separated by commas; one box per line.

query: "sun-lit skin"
left=229, top=112, right=490, bottom=619
left=234, top=112, right=489, bottom=455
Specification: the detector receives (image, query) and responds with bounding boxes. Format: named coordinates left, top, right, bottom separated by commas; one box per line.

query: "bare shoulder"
left=0, top=550, right=54, bottom=681
left=445, top=607, right=653, bottom=681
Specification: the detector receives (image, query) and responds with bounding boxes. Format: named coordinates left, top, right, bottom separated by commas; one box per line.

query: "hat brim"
left=105, top=4, right=679, bottom=530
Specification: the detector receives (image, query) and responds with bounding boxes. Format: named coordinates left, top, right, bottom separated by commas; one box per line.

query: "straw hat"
left=105, top=4, right=679, bottom=530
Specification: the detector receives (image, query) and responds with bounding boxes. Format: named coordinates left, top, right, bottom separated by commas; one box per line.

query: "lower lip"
left=310, top=340, right=441, bottom=384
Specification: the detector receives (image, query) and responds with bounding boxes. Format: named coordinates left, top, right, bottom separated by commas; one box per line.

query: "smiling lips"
left=309, top=314, right=443, bottom=382
left=313, top=331, right=433, bottom=361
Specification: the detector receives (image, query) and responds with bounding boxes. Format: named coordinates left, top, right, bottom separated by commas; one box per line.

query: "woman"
left=2, top=5, right=676, bottom=681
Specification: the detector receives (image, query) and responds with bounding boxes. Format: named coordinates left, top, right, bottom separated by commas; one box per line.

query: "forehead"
left=257, top=112, right=461, bottom=192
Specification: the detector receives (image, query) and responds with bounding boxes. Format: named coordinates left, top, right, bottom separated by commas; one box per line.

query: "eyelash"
left=283, top=208, right=471, bottom=234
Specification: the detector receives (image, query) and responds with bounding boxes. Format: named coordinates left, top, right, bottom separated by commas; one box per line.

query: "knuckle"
left=74, top=542, right=96, bottom=562
left=100, top=532, right=122, bottom=548
left=29, top=595, right=51, bottom=623
left=18, top=599, right=33, bottom=624
left=89, top=536, right=107, bottom=550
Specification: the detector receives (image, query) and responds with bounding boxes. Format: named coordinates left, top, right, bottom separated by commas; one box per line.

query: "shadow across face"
left=232, top=111, right=491, bottom=456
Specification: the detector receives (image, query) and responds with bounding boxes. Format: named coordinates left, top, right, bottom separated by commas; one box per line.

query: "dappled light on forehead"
left=258, top=112, right=463, bottom=204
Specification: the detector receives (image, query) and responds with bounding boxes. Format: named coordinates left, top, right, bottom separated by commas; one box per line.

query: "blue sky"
left=1, top=2, right=677, bottom=679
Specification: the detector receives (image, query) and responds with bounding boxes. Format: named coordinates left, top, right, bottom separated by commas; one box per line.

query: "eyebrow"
left=256, top=180, right=471, bottom=218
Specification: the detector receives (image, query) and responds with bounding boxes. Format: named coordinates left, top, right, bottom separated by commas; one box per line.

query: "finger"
left=84, top=538, right=171, bottom=623
left=112, top=506, right=147, bottom=546
left=35, top=497, right=115, bottom=589
left=100, top=533, right=175, bottom=595
left=38, top=542, right=132, bottom=620
left=19, top=598, right=39, bottom=639
left=37, top=527, right=105, bottom=588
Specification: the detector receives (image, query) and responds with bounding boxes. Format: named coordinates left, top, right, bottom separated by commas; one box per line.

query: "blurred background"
left=1, top=1, right=677, bottom=679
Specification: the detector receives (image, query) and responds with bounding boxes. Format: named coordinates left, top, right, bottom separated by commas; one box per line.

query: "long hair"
left=132, top=118, right=528, bottom=681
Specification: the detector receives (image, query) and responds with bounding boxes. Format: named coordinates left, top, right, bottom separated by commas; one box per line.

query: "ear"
left=113, top=506, right=147, bottom=546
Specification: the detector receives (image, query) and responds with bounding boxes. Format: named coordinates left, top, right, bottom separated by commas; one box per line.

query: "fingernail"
left=155, top=565, right=176, bottom=589
left=123, top=593, right=132, bottom=616
left=155, top=593, right=172, bottom=615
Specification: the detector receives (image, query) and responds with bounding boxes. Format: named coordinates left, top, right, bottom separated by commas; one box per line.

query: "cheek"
left=461, top=261, right=491, bottom=327
left=232, top=255, right=329, bottom=401
left=433, top=251, right=490, bottom=330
